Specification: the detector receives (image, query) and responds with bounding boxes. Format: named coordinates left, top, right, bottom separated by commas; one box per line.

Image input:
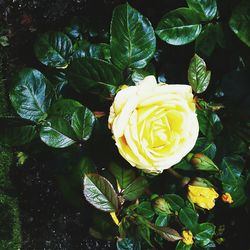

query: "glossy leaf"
left=187, top=0, right=217, bottom=21
left=110, top=3, right=156, bottom=70
left=136, top=201, right=155, bottom=220
left=109, top=162, right=136, bottom=190
left=197, top=110, right=223, bottom=141
left=48, top=99, right=83, bottom=121
left=220, top=155, right=247, bottom=207
left=40, top=118, right=77, bottom=148
left=195, top=24, right=217, bottom=57
left=148, top=223, right=182, bottom=242
left=10, top=68, right=55, bottom=122
left=116, top=238, right=141, bottom=250
left=71, top=106, right=95, bottom=141
left=155, top=215, right=169, bottom=227
left=188, top=54, right=211, bottom=94
left=0, top=116, right=37, bottom=146
left=176, top=240, right=192, bottom=250
left=179, top=207, right=198, bottom=232
left=34, top=31, right=73, bottom=68
left=83, top=173, right=119, bottom=212
left=193, top=137, right=216, bottom=159
left=66, top=57, right=123, bottom=98
left=229, top=1, right=250, bottom=47
left=122, top=177, right=149, bottom=201
left=195, top=223, right=215, bottom=247
left=156, top=8, right=202, bottom=45
left=164, top=194, right=185, bottom=212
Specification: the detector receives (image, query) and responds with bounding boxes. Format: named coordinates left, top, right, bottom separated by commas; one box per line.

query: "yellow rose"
left=182, top=230, right=194, bottom=245
left=188, top=185, right=219, bottom=210
left=108, top=76, right=199, bottom=173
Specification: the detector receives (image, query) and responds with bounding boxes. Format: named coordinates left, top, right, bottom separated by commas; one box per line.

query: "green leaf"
left=174, top=159, right=193, bottom=171
left=229, top=1, right=250, bottom=47
left=136, top=201, right=155, bottom=220
left=188, top=54, right=211, bottom=94
left=197, top=110, right=223, bottom=141
left=193, top=137, right=216, bottom=159
left=137, top=225, right=152, bottom=247
left=40, top=118, right=77, bottom=148
left=71, top=106, right=95, bottom=141
left=108, top=161, right=136, bottom=190
left=34, top=31, right=73, bottom=68
left=10, top=68, right=55, bottom=122
left=110, top=3, right=156, bottom=70
left=179, top=207, right=198, bottom=232
left=155, top=215, right=169, bottom=227
left=195, top=223, right=215, bottom=247
left=176, top=240, right=192, bottom=250
left=116, top=238, right=141, bottom=250
left=131, top=64, right=156, bottom=85
left=0, top=116, right=37, bottom=146
left=195, top=24, right=217, bottom=57
left=220, top=155, right=247, bottom=207
left=187, top=0, right=217, bottom=21
left=156, top=8, right=202, bottom=45
left=48, top=99, right=83, bottom=121
left=122, top=177, right=149, bottom=201
left=66, top=57, right=123, bottom=98
left=84, top=173, right=119, bottom=212
left=164, top=194, right=185, bottom=212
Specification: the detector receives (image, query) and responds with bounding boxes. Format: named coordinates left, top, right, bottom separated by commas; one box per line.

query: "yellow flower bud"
left=221, top=193, right=233, bottom=204
left=182, top=230, right=194, bottom=245
left=187, top=185, right=219, bottom=210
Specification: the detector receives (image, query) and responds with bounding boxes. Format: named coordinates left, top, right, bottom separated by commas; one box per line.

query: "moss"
left=0, top=66, right=21, bottom=249
left=0, top=145, right=13, bottom=190
left=0, top=194, right=22, bottom=250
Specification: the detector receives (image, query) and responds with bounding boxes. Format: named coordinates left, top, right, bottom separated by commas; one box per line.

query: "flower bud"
left=189, top=153, right=219, bottom=172
left=221, top=193, right=233, bottom=204
left=152, top=197, right=171, bottom=215
left=182, top=230, right=194, bottom=245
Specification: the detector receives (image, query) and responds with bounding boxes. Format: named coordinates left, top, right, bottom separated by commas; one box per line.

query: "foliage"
left=0, top=0, right=250, bottom=249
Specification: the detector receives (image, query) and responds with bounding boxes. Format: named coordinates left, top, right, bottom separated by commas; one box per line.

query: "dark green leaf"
left=156, top=8, right=202, bottom=45
left=71, top=106, right=95, bottom=141
left=229, top=1, right=250, bottom=47
left=187, top=0, right=217, bottom=21
left=136, top=201, right=155, bottom=220
left=110, top=3, right=156, bottom=70
left=66, top=57, right=123, bottom=98
left=188, top=54, right=211, bottom=93
left=137, top=225, right=152, bottom=247
left=197, top=109, right=223, bottom=141
left=122, top=177, right=149, bottom=201
left=193, top=137, right=216, bottom=159
left=40, top=118, right=77, bottom=148
left=84, top=173, right=119, bottom=212
left=10, top=68, right=55, bottom=122
left=164, top=194, right=185, bottom=212
left=174, top=159, right=193, bottom=171
left=179, top=207, right=198, bottom=232
left=88, top=43, right=111, bottom=61
left=195, top=24, right=217, bottom=57
left=72, top=40, right=90, bottom=59
left=116, top=238, right=141, bottom=250
left=155, top=215, right=169, bottom=227
left=176, top=240, right=192, bottom=250
left=195, top=223, right=215, bottom=247
left=108, top=161, right=136, bottom=190
left=34, top=32, right=73, bottom=68
left=220, top=155, right=247, bottom=207
left=48, top=99, right=83, bottom=121
left=0, top=116, right=37, bottom=146
left=131, top=64, right=156, bottom=85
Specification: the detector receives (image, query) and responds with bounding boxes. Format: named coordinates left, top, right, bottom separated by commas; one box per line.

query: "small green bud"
left=152, top=197, right=171, bottom=215
left=189, top=153, right=219, bottom=172
left=16, top=151, right=28, bottom=166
